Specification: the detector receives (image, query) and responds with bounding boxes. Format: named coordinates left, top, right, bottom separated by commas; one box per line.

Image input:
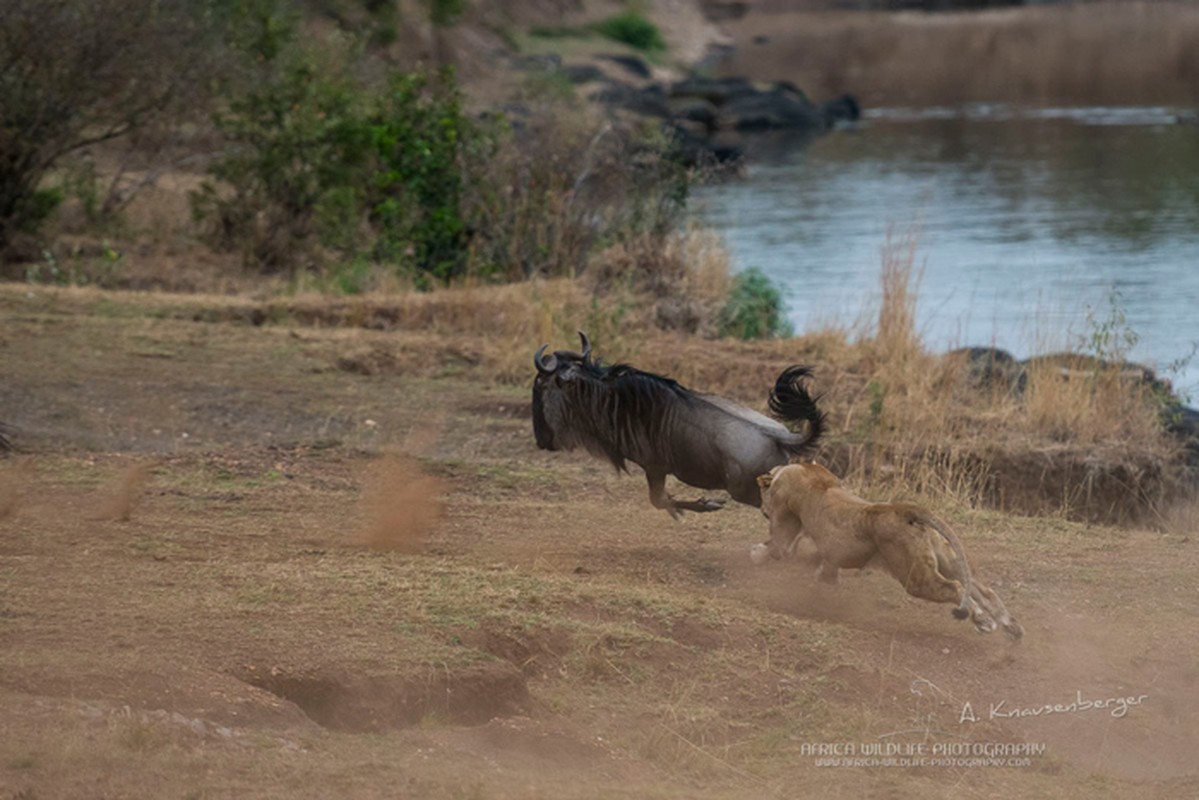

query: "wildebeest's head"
left=531, top=331, right=594, bottom=452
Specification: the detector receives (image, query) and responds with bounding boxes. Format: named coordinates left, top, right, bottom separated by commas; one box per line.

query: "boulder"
left=821, top=94, right=862, bottom=127
left=563, top=64, right=606, bottom=85
left=723, top=83, right=825, bottom=132
left=669, top=75, right=757, bottom=105
left=588, top=82, right=671, bottom=118
left=598, top=53, right=653, bottom=79
left=668, top=97, right=720, bottom=132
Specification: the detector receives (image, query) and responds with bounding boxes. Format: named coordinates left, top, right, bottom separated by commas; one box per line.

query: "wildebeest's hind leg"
left=645, top=472, right=726, bottom=519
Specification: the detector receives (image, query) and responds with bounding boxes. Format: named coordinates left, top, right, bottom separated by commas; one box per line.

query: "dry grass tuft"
left=1160, top=492, right=1199, bottom=539
left=1020, top=355, right=1165, bottom=447
left=825, top=226, right=1180, bottom=517
left=586, top=225, right=733, bottom=337
left=355, top=456, right=447, bottom=553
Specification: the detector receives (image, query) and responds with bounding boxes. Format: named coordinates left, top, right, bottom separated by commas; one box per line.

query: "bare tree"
left=0, top=0, right=208, bottom=250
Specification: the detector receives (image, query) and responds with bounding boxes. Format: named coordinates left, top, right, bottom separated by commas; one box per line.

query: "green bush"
left=192, top=54, right=373, bottom=272
left=429, top=0, right=466, bottom=26
left=592, top=12, right=665, bottom=54
left=188, top=2, right=692, bottom=287
left=368, top=70, right=487, bottom=281
left=193, top=43, right=491, bottom=282
left=718, top=267, right=793, bottom=340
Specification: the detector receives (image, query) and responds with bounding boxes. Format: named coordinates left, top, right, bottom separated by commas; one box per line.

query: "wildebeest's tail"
left=768, top=366, right=825, bottom=450
left=920, top=514, right=974, bottom=621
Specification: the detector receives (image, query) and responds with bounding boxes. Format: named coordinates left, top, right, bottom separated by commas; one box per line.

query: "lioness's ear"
left=757, top=474, right=773, bottom=489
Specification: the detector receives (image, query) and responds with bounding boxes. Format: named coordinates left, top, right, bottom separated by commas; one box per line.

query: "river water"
left=693, top=106, right=1199, bottom=397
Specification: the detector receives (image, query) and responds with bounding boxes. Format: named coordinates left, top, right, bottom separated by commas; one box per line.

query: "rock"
left=669, top=97, right=720, bottom=132
left=724, top=83, right=825, bottom=132
left=510, top=53, right=561, bottom=73
left=670, top=75, right=757, bottom=105
left=585, top=70, right=855, bottom=158
left=701, top=0, right=750, bottom=22
left=588, top=82, right=671, bottom=118
left=598, top=53, right=653, bottom=79
left=821, top=94, right=862, bottom=127
left=1163, top=404, right=1199, bottom=466
left=945, top=347, right=1025, bottom=393
left=948, top=346, right=1199, bottom=468
left=666, top=124, right=743, bottom=167
left=563, top=64, right=605, bottom=84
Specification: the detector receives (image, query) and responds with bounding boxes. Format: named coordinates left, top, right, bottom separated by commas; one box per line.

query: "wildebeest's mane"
left=562, top=359, right=698, bottom=472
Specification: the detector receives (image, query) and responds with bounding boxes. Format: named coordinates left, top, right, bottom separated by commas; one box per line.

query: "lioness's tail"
left=769, top=366, right=826, bottom=454
left=921, top=514, right=974, bottom=620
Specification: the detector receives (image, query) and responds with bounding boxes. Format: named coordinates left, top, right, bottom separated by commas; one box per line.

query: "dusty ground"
left=2, top=285, right=1198, bottom=799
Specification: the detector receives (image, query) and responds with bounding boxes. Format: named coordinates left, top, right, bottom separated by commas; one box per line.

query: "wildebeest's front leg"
left=645, top=472, right=725, bottom=519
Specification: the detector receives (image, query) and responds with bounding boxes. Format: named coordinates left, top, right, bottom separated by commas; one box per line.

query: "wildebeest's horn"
left=534, top=345, right=558, bottom=373
left=578, top=331, right=592, bottom=362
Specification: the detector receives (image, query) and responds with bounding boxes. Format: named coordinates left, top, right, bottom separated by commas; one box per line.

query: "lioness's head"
left=757, top=466, right=785, bottom=518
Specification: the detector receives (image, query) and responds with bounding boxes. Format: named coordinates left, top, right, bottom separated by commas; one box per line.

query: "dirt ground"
left=2, top=285, right=1198, bottom=799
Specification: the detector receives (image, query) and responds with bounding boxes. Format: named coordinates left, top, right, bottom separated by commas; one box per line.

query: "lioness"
left=755, top=463, right=1023, bottom=639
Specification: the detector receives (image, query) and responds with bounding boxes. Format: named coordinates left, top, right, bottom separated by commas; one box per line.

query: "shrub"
left=592, top=12, right=666, bottom=54
left=429, top=0, right=466, bottom=27
left=368, top=70, right=487, bottom=281
left=193, top=42, right=490, bottom=281
left=464, top=114, right=693, bottom=282
left=717, top=267, right=793, bottom=340
left=197, top=42, right=697, bottom=286
left=192, top=54, right=374, bottom=273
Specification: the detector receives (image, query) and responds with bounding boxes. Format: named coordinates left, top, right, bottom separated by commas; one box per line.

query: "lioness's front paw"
left=749, top=543, right=770, bottom=565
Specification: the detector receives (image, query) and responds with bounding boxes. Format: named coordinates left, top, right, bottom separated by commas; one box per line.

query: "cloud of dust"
left=355, top=456, right=447, bottom=553
left=0, top=459, right=30, bottom=520
left=92, top=462, right=155, bottom=521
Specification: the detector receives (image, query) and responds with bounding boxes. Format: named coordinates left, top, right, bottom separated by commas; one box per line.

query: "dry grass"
left=800, top=225, right=1183, bottom=517
left=3, top=277, right=1199, bottom=798
left=0, top=228, right=1186, bottom=524
left=722, top=3, right=1199, bottom=107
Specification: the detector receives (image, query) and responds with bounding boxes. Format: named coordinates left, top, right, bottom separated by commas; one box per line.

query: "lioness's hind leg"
left=972, top=582, right=1022, bottom=640
left=882, top=543, right=967, bottom=615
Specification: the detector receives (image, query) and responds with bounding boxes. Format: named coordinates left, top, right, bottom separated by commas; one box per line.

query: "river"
left=692, top=106, right=1199, bottom=397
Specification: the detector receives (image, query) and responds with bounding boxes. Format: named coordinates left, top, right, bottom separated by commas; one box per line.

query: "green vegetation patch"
left=718, top=266, right=793, bottom=340
left=592, top=11, right=666, bottom=54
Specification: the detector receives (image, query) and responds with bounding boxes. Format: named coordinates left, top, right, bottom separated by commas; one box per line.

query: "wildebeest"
left=532, top=332, right=825, bottom=517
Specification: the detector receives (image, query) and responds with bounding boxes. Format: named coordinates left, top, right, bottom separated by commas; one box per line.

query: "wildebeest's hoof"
left=675, top=496, right=726, bottom=514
